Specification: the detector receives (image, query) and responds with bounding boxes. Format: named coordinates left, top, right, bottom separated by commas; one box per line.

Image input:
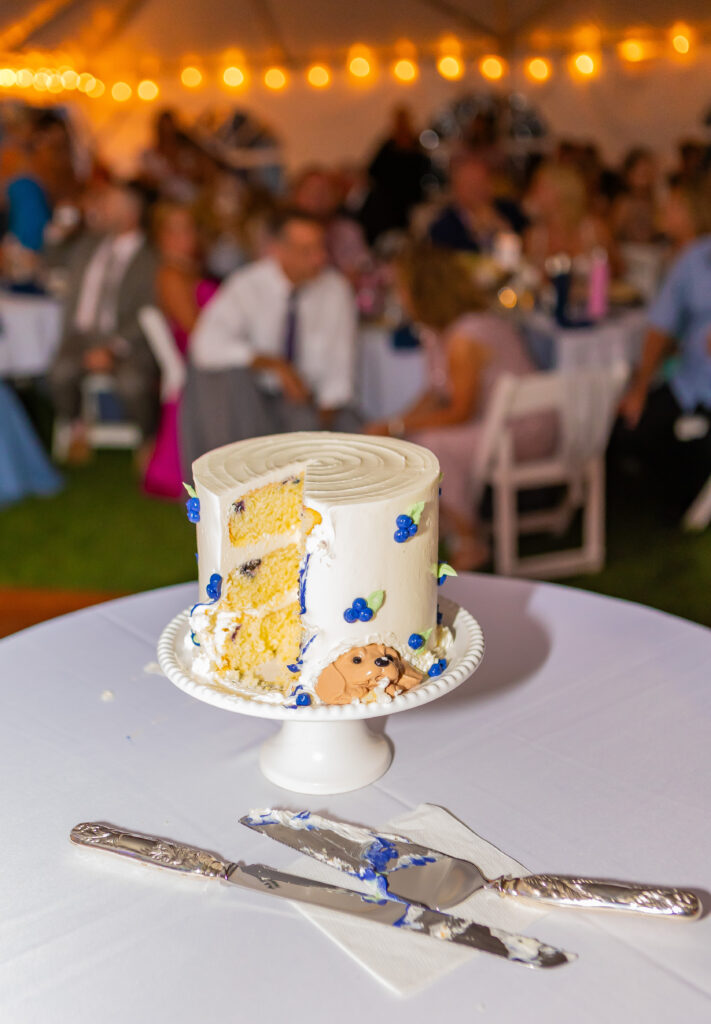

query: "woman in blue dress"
left=0, top=380, right=62, bottom=507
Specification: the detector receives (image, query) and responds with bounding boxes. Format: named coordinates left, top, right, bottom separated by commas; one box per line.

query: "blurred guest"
left=291, top=165, right=372, bottom=283
left=364, top=106, right=433, bottom=240
left=674, top=139, right=705, bottom=186
left=49, top=181, right=158, bottom=465
left=144, top=203, right=217, bottom=498
left=182, top=209, right=358, bottom=465
left=429, top=150, right=526, bottom=253
left=612, top=148, right=659, bottom=244
left=524, top=162, right=618, bottom=274
left=365, top=243, right=555, bottom=569
left=660, top=181, right=711, bottom=254
left=139, top=110, right=199, bottom=203
left=619, top=212, right=711, bottom=516
left=0, top=379, right=62, bottom=507
left=1, top=112, right=52, bottom=287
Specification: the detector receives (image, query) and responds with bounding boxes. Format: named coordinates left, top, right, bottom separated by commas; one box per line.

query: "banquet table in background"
left=358, top=310, right=647, bottom=421
left=0, top=292, right=62, bottom=378
left=1, top=576, right=709, bottom=1023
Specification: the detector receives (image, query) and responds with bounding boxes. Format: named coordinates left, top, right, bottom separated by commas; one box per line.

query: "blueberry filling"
left=232, top=500, right=245, bottom=514
left=240, top=558, right=262, bottom=577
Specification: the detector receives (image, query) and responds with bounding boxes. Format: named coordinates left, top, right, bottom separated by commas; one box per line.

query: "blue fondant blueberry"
left=295, top=692, right=311, bottom=706
left=408, top=633, right=424, bottom=650
left=344, top=606, right=358, bottom=623
left=352, top=597, right=368, bottom=612
left=428, top=662, right=443, bottom=677
left=185, top=497, right=201, bottom=523
left=437, top=607, right=443, bottom=624
left=286, top=663, right=300, bottom=673
left=438, top=575, right=447, bottom=586
left=438, top=658, right=447, bottom=671
left=206, top=573, right=222, bottom=601
left=396, top=514, right=412, bottom=529
left=358, top=607, right=374, bottom=622
left=394, top=529, right=409, bottom=543
left=407, top=522, right=418, bottom=537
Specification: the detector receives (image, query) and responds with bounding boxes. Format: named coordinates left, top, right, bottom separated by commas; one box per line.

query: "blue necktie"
left=284, top=289, right=298, bottom=363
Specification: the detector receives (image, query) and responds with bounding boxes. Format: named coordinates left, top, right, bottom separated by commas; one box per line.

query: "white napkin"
left=288, top=803, right=549, bottom=997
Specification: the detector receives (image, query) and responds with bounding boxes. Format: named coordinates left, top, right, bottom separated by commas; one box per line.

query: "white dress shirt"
left=74, top=230, right=145, bottom=335
left=191, top=257, right=357, bottom=409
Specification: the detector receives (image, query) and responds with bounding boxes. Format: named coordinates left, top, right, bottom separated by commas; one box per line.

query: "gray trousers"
left=179, top=365, right=362, bottom=472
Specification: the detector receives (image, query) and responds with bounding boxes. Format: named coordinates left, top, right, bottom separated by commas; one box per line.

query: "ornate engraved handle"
left=494, top=874, right=701, bottom=919
left=70, top=822, right=231, bottom=879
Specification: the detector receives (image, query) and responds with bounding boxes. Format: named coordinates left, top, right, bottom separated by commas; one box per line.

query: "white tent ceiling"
left=2, top=2, right=711, bottom=173
left=2, top=0, right=710, bottom=60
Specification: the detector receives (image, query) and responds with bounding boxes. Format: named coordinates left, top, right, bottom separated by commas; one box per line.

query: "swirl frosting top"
left=192, top=432, right=440, bottom=505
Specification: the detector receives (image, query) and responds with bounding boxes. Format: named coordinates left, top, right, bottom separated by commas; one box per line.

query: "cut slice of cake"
left=191, top=470, right=307, bottom=691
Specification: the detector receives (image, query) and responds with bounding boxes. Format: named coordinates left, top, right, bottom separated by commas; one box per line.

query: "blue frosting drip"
left=363, top=837, right=400, bottom=872
left=298, top=553, right=311, bottom=614
left=190, top=572, right=223, bottom=643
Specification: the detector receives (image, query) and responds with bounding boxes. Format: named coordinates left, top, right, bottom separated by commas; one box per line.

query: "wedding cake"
left=185, top=433, right=453, bottom=707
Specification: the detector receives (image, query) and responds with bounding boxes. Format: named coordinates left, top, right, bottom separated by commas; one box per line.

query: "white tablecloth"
left=1, top=576, right=709, bottom=1022
left=0, top=293, right=62, bottom=378
left=358, top=325, right=426, bottom=420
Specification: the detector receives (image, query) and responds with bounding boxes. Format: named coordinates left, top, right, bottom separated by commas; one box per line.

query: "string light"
left=77, top=72, right=95, bottom=92
left=180, top=66, right=202, bottom=88
left=479, top=55, right=505, bottom=81
left=60, top=68, right=78, bottom=89
left=264, top=67, right=287, bottom=90
left=618, top=39, right=654, bottom=63
left=572, top=52, right=598, bottom=76
left=349, top=55, right=371, bottom=78
left=111, top=81, right=132, bottom=101
left=137, top=78, right=159, bottom=100
left=393, top=58, right=417, bottom=82
left=16, top=69, right=33, bottom=87
left=223, top=65, right=245, bottom=87
left=0, top=69, right=16, bottom=87
left=47, top=73, right=63, bottom=93
left=87, top=78, right=105, bottom=98
left=437, top=55, right=463, bottom=80
left=33, top=71, right=49, bottom=91
left=306, top=64, right=330, bottom=88
left=672, top=33, right=690, bottom=54
left=526, top=57, right=551, bottom=82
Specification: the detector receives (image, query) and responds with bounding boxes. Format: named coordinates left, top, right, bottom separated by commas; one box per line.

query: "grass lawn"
left=0, top=450, right=709, bottom=628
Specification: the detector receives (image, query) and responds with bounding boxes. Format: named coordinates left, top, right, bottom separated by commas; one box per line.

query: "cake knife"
left=70, top=822, right=574, bottom=969
left=240, top=809, right=702, bottom=919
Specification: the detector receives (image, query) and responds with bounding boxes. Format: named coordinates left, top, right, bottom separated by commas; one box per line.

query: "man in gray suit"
left=49, top=181, right=159, bottom=463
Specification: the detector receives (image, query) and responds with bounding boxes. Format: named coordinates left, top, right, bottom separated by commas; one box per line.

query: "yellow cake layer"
left=228, top=477, right=304, bottom=547
left=217, top=603, right=302, bottom=683
left=222, top=544, right=301, bottom=610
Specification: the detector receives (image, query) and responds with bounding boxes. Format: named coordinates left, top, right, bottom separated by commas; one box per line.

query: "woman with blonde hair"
left=365, top=243, right=555, bottom=569
left=524, top=161, right=617, bottom=273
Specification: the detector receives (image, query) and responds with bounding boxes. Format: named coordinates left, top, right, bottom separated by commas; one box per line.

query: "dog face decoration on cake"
left=315, top=643, right=425, bottom=705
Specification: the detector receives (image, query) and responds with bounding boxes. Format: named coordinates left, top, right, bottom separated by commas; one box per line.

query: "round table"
left=1, top=576, right=709, bottom=1022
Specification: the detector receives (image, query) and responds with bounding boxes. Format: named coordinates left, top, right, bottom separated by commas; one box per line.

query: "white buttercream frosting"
left=190, top=432, right=442, bottom=704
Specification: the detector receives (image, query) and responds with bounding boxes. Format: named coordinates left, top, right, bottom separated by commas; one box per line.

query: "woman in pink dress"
left=365, top=243, right=555, bottom=569
left=143, top=203, right=217, bottom=498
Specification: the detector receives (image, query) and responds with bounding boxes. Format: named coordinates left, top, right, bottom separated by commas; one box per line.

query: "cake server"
left=240, top=809, right=702, bottom=919
left=70, top=821, right=573, bottom=969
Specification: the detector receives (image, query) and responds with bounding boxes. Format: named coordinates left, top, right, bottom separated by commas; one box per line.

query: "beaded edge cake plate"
left=157, top=596, right=485, bottom=723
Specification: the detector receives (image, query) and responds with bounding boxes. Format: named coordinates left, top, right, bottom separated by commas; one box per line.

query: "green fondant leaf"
left=367, top=589, right=385, bottom=613
left=439, top=562, right=458, bottom=577
left=438, top=471, right=444, bottom=482
left=420, top=628, right=433, bottom=644
left=406, top=501, right=425, bottom=525
left=183, top=482, right=197, bottom=498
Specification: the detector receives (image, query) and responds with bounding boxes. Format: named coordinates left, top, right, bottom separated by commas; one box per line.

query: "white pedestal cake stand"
left=157, top=597, right=484, bottom=795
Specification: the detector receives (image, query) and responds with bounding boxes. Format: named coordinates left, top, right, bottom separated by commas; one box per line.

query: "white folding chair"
left=473, top=364, right=629, bottom=579
left=81, top=373, right=142, bottom=450
left=138, top=305, right=186, bottom=403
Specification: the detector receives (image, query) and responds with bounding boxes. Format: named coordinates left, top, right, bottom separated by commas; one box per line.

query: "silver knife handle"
left=70, top=822, right=230, bottom=879
left=495, top=874, right=701, bottom=918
